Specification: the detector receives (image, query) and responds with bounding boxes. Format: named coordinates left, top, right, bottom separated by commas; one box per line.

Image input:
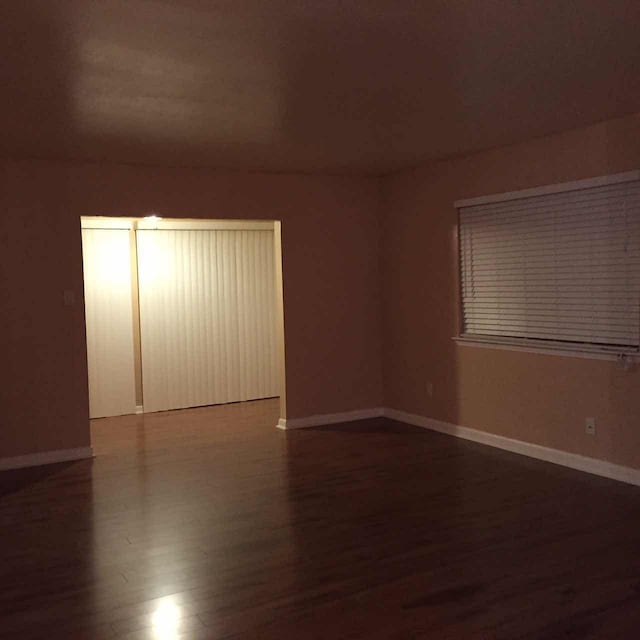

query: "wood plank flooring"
left=1, top=398, right=640, bottom=639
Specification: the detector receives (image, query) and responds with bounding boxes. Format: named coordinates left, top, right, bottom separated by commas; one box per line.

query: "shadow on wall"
left=379, top=166, right=461, bottom=427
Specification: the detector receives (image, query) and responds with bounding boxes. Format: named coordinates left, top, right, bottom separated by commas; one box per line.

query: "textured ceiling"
left=1, top=1, right=640, bottom=174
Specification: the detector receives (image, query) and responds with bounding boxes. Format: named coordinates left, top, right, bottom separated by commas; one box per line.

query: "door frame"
left=80, top=216, right=287, bottom=427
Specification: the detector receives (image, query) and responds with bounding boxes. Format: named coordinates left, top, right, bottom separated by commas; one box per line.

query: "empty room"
left=1, top=2, right=639, bottom=639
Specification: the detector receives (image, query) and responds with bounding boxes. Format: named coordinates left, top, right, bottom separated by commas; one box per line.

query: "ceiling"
left=1, top=1, right=640, bottom=174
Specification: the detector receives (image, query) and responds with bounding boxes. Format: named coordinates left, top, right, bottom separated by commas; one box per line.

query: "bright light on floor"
left=151, top=598, right=182, bottom=639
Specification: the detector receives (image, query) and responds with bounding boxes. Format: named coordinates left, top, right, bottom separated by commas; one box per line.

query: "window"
left=457, top=172, right=640, bottom=355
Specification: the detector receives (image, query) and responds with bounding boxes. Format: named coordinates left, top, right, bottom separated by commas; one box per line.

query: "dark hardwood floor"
left=1, top=398, right=639, bottom=639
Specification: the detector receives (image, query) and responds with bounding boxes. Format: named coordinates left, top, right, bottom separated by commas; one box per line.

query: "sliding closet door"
left=137, top=229, right=278, bottom=413
left=81, top=229, right=137, bottom=418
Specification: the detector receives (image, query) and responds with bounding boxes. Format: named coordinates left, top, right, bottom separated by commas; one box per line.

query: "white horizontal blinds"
left=81, top=229, right=137, bottom=418
left=137, top=229, right=278, bottom=413
left=459, top=179, right=640, bottom=348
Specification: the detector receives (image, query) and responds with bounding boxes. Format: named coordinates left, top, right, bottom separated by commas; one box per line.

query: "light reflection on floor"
left=150, top=597, right=183, bottom=639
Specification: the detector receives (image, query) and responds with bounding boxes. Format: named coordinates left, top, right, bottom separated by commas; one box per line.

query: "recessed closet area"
left=81, top=216, right=284, bottom=419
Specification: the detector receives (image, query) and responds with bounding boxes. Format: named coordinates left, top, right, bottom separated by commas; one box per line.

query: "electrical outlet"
left=585, top=417, right=596, bottom=436
left=427, top=382, right=434, bottom=398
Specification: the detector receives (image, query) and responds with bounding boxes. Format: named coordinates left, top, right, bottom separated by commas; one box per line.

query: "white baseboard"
left=384, top=408, right=640, bottom=487
left=0, top=447, right=94, bottom=471
left=135, top=405, right=144, bottom=415
left=277, top=407, right=385, bottom=430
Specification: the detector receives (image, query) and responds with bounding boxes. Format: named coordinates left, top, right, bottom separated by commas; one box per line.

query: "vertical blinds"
left=137, top=229, right=278, bottom=413
left=459, top=177, right=640, bottom=349
left=82, top=229, right=137, bottom=418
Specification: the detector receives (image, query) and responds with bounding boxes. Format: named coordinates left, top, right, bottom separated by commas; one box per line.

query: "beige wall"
left=2, top=113, right=639, bottom=470
left=381, top=113, right=640, bottom=469
left=0, top=160, right=383, bottom=458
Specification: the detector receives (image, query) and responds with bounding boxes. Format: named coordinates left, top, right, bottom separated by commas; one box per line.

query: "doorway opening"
left=80, top=216, right=286, bottom=427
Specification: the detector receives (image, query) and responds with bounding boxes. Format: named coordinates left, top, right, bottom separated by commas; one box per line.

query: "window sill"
left=453, top=335, right=639, bottom=363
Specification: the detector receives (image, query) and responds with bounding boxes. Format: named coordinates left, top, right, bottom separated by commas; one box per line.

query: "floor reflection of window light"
left=151, top=598, right=182, bottom=640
